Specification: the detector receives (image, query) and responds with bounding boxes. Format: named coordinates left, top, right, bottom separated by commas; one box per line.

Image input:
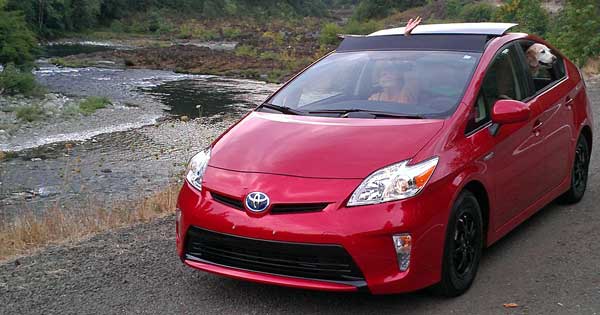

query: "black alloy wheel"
left=559, top=135, right=591, bottom=204
left=433, top=190, right=483, bottom=297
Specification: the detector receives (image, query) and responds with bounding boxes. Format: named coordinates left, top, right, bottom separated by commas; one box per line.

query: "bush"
left=548, top=1, right=600, bottom=67
left=495, top=0, right=549, bottom=36
left=319, top=23, right=343, bottom=46
left=15, top=104, right=44, bottom=122
left=234, top=44, right=258, bottom=57
left=461, top=2, right=496, bottom=22
left=445, top=0, right=465, bottom=18
left=343, top=20, right=383, bottom=35
left=222, top=27, right=241, bottom=39
left=0, top=63, right=43, bottom=96
left=262, top=31, right=285, bottom=46
left=78, top=96, right=110, bottom=115
left=178, top=22, right=218, bottom=40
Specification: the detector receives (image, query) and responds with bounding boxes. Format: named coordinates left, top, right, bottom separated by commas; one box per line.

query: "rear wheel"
left=433, top=191, right=483, bottom=297
left=558, top=135, right=590, bottom=204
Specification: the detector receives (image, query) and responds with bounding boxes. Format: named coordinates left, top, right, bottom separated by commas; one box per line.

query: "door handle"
left=533, top=119, right=543, bottom=136
left=565, top=97, right=574, bottom=110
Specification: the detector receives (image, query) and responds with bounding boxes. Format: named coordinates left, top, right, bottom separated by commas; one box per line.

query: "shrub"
left=15, top=104, right=44, bottom=122
left=234, top=44, right=258, bottom=57
left=262, top=31, right=285, bottom=46
left=461, top=2, right=496, bottom=22
left=222, top=27, right=242, bottom=39
left=445, top=0, right=465, bottom=18
left=319, top=22, right=343, bottom=46
left=178, top=22, right=218, bottom=40
left=0, top=63, right=43, bottom=96
left=548, top=1, right=600, bottom=67
left=495, top=0, right=549, bottom=36
left=259, top=51, right=279, bottom=60
left=343, top=20, right=383, bottom=35
left=79, top=96, right=111, bottom=115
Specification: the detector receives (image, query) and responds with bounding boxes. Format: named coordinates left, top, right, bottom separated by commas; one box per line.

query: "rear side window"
left=466, top=44, right=528, bottom=133
left=518, top=41, right=566, bottom=94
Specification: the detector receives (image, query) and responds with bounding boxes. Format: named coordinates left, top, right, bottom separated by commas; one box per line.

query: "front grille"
left=185, top=226, right=365, bottom=283
left=271, top=203, right=328, bottom=214
left=211, top=192, right=243, bottom=210
left=210, top=191, right=329, bottom=214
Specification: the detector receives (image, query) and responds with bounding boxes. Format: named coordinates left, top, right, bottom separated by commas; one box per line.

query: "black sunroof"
left=337, top=34, right=489, bottom=53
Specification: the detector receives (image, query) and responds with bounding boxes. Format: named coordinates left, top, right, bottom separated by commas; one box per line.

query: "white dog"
left=526, top=43, right=557, bottom=76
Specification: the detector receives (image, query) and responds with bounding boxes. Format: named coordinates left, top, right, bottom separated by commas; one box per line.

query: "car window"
left=518, top=41, right=566, bottom=94
left=466, top=44, right=527, bottom=133
left=267, top=50, right=481, bottom=118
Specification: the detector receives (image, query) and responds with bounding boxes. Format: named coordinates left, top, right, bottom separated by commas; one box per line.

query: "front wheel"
left=558, top=135, right=590, bottom=204
left=433, top=190, right=483, bottom=297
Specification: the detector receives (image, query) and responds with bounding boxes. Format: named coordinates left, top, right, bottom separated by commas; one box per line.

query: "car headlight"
left=347, top=157, right=439, bottom=206
left=185, top=148, right=211, bottom=191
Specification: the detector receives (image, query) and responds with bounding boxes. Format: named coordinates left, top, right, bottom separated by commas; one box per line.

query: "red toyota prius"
left=176, top=23, right=593, bottom=296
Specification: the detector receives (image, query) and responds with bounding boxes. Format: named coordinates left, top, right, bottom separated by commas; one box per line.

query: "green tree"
left=548, top=0, right=600, bottom=67
left=0, top=7, right=38, bottom=68
left=494, top=0, right=549, bottom=36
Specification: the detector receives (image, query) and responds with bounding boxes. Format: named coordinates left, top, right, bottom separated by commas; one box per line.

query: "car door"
left=467, top=43, right=548, bottom=228
left=516, top=41, right=573, bottom=194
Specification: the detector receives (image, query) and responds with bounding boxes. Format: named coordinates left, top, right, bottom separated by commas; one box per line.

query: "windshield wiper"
left=258, top=103, right=304, bottom=115
left=308, top=109, right=425, bottom=119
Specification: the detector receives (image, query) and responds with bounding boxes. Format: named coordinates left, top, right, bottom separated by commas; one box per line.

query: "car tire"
left=433, top=190, right=483, bottom=297
left=558, top=135, right=591, bottom=204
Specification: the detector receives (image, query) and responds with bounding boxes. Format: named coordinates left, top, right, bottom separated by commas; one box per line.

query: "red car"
left=176, top=23, right=593, bottom=296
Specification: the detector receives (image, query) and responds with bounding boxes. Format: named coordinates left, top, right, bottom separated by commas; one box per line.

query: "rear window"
left=267, top=50, right=481, bottom=118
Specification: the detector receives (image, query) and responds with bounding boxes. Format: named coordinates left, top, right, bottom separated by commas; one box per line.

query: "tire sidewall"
left=441, top=191, right=483, bottom=294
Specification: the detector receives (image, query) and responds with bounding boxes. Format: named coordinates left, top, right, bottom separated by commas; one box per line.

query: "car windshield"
left=266, top=50, right=481, bottom=118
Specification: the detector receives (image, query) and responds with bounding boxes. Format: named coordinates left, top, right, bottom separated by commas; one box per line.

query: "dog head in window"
left=526, top=43, right=557, bottom=76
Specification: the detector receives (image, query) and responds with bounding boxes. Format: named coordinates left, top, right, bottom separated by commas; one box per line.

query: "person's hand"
left=404, top=16, right=422, bottom=36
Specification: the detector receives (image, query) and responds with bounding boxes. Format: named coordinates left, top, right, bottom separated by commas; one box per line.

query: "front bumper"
left=176, top=167, right=454, bottom=294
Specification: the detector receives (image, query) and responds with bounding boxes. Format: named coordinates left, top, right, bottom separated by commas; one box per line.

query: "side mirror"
left=491, top=100, right=530, bottom=125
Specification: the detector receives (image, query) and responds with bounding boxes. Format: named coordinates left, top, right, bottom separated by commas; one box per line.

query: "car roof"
left=368, top=23, right=518, bottom=37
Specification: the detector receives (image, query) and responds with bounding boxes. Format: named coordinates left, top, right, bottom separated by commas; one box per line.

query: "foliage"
left=460, top=2, right=496, bottom=22
left=222, top=27, right=241, bottom=39
left=178, top=22, right=218, bottom=40
left=15, top=104, right=44, bottom=122
left=444, top=0, right=464, bottom=18
left=0, top=9, right=38, bottom=68
left=353, top=0, right=425, bottom=21
left=235, top=44, right=259, bottom=57
left=548, top=0, right=600, bottom=67
left=0, top=64, right=44, bottom=96
left=494, top=0, right=549, bottom=36
left=343, top=20, right=383, bottom=35
left=319, top=22, right=343, bottom=46
left=5, top=0, right=333, bottom=38
left=262, top=31, right=285, bottom=46
left=78, top=96, right=110, bottom=115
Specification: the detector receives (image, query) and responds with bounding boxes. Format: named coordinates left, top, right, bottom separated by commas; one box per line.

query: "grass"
left=15, top=104, right=45, bottom=122
left=79, top=96, right=111, bottom=115
left=50, top=57, right=95, bottom=68
left=0, top=184, right=180, bottom=261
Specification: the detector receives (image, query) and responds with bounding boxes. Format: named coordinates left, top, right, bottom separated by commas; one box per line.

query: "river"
left=0, top=42, right=279, bottom=219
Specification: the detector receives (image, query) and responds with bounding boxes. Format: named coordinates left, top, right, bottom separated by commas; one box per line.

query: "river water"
left=0, top=43, right=279, bottom=219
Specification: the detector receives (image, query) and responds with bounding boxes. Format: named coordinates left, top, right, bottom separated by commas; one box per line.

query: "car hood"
left=209, top=112, right=444, bottom=179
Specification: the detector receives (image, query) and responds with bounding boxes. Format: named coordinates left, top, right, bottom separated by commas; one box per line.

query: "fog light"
left=175, top=208, right=182, bottom=238
left=393, top=234, right=412, bottom=272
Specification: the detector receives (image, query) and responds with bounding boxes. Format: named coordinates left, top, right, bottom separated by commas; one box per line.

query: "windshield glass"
left=267, top=50, right=481, bottom=118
